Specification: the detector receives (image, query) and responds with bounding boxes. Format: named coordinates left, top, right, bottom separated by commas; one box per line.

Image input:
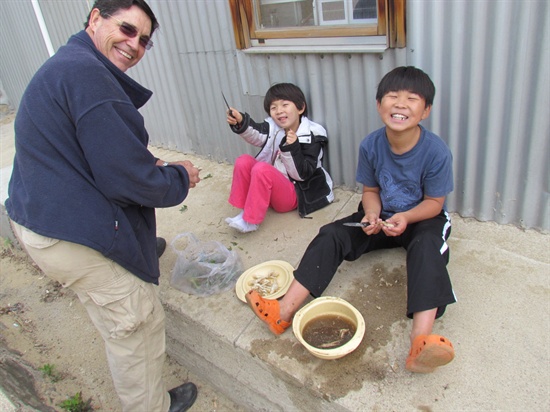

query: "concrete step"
left=2, top=133, right=548, bottom=410
left=149, top=148, right=549, bottom=411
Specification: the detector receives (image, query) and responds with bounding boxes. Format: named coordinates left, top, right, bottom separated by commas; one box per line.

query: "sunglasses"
left=105, top=14, right=153, bottom=50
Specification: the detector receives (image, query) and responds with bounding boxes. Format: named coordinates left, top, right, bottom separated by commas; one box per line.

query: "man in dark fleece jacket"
left=6, top=1, right=200, bottom=411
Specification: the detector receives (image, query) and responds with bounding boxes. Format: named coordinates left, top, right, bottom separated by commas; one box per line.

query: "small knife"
left=343, top=222, right=371, bottom=227
left=222, top=91, right=235, bottom=119
left=343, top=221, right=395, bottom=228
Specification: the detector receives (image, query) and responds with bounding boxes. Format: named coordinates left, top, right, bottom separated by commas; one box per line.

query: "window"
left=228, top=0, right=406, bottom=53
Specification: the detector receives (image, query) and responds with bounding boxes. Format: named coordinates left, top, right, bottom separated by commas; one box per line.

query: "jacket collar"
left=72, top=30, right=153, bottom=109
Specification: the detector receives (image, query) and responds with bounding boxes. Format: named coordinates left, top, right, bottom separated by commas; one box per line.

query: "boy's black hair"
left=84, top=0, right=159, bottom=36
left=264, top=83, right=308, bottom=118
left=376, top=66, right=436, bottom=107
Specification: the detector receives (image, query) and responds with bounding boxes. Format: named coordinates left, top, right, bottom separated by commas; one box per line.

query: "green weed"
left=38, top=363, right=62, bottom=382
left=179, top=205, right=188, bottom=213
left=59, top=392, right=93, bottom=412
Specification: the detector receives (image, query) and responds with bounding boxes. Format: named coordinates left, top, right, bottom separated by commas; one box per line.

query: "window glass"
left=256, top=0, right=377, bottom=28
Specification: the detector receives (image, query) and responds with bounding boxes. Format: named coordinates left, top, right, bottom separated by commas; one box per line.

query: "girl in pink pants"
left=225, top=83, right=334, bottom=233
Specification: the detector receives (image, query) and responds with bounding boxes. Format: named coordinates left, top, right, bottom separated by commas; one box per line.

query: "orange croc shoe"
left=245, top=290, right=291, bottom=335
left=406, top=334, right=455, bottom=373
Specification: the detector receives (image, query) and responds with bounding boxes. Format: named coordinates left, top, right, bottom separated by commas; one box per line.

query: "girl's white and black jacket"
left=230, top=113, right=334, bottom=216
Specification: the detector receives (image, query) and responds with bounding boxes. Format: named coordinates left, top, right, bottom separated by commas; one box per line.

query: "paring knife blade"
left=221, top=91, right=235, bottom=118
left=343, top=222, right=370, bottom=227
left=343, top=221, right=395, bottom=228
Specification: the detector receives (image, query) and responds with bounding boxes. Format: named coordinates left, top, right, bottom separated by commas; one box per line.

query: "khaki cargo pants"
left=11, top=221, right=170, bottom=412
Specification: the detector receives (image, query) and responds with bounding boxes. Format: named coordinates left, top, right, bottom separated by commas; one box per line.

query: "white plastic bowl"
left=235, top=260, right=294, bottom=302
left=293, top=296, right=365, bottom=360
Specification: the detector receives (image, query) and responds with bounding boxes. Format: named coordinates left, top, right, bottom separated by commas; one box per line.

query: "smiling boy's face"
left=377, top=90, right=431, bottom=134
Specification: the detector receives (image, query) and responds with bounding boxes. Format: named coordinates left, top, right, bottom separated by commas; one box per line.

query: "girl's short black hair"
left=376, top=66, right=436, bottom=107
left=264, top=83, right=308, bottom=118
left=85, top=0, right=159, bottom=35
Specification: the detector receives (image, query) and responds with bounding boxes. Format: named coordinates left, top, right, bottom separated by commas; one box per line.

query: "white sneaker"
left=225, top=211, right=244, bottom=225
left=229, top=217, right=259, bottom=233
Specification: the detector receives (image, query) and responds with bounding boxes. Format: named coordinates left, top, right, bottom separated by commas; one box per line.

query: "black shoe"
left=168, top=382, right=197, bottom=412
left=156, top=237, right=167, bottom=258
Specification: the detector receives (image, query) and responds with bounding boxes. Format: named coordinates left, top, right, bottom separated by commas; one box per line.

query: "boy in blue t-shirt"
left=245, top=66, right=456, bottom=373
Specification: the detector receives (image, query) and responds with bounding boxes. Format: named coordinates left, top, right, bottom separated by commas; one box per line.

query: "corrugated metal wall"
left=38, top=0, right=91, bottom=48
left=0, top=0, right=50, bottom=109
left=407, top=0, right=549, bottom=230
left=0, top=0, right=89, bottom=108
left=0, top=0, right=548, bottom=231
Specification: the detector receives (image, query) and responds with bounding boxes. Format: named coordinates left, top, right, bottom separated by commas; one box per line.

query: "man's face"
left=86, top=6, right=152, bottom=72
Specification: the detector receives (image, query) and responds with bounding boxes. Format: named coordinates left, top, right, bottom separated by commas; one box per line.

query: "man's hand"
left=170, top=160, right=201, bottom=188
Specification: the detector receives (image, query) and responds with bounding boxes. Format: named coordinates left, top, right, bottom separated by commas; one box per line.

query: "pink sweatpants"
left=228, top=154, right=298, bottom=224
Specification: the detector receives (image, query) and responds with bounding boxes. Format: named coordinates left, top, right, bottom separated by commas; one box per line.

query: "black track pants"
left=293, top=210, right=456, bottom=318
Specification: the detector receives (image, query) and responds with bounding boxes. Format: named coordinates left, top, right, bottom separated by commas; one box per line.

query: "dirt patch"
left=345, top=262, right=407, bottom=349
left=250, top=261, right=409, bottom=401
left=0, top=110, right=15, bottom=125
left=0, top=243, right=244, bottom=411
left=0, top=342, right=56, bottom=412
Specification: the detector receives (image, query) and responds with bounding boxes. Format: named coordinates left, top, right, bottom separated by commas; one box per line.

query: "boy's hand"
left=382, top=213, right=407, bottom=236
left=285, top=129, right=297, bottom=144
left=226, top=107, right=242, bottom=125
left=362, top=212, right=383, bottom=235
